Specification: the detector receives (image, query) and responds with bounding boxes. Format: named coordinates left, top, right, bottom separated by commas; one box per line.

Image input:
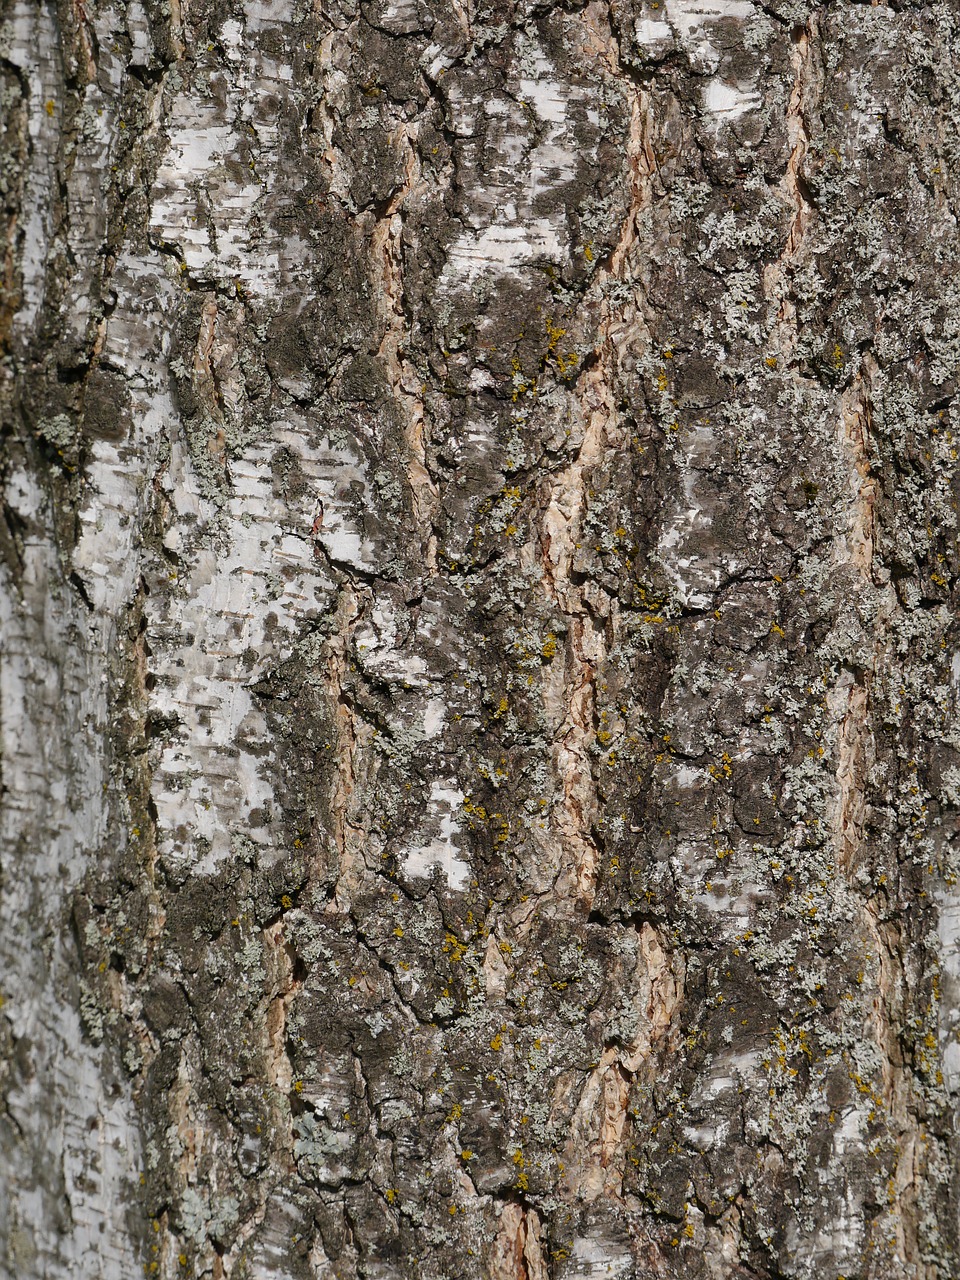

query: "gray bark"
left=2, top=0, right=960, bottom=1277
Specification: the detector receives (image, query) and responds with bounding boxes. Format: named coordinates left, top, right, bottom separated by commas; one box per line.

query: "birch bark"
left=3, top=1, right=960, bottom=1278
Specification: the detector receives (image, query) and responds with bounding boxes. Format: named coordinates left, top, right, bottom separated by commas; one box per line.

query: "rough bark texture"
left=3, top=0, right=960, bottom=1277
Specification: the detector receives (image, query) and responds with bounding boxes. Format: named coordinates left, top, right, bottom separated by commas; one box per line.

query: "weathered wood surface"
left=3, top=0, right=960, bottom=1276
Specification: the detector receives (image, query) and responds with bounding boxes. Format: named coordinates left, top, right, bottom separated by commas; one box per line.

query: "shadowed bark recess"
left=3, top=0, right=960, bottom=1277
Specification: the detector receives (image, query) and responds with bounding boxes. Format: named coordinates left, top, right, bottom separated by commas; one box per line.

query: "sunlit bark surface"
left=4, top=0, right=960, bottom=1277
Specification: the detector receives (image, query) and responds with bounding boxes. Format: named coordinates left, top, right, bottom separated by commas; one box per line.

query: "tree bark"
left=2, top=0, right=960, bottom=1277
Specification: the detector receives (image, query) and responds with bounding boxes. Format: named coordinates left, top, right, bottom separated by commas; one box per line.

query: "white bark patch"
left=0, top=480, right=110, bottom=891
left=402, top=782, right=471, bottom=889
left=3, top=966, right=143, bottom=1274
left=634, top=15, right=673, bottom=51
left=73, top=256, right=180, bottom=612
left=705, top=1048, right=761, bottom=1095
left=935, top=888, right=960, bottom=1091
left=422, top=698, right=447, bottom=738
left=355, top=598, right=431, bottom=687
left=439, top=45, right=591, bottom=288
left=703, top=77, right=760, bottom=119
left=3, top=0, right=61, bottom=336
left=665, top=0, right=754, bottom=73
left=149, top=1, right=298, bottom=289
left=443, top=222, right=567, bottom=285
left=149, top=417, right=359, bottom=873
left=1, top=460, right=143, bottom=1273
left=126, top=0, right=153, bottom=63
left=380, top=0, right=420, bottom=34
left=792, top=1108, right=864, bottom=1268
left=566, top=1233, right=634, bottom=1277
left=57, top=3, right=126, bottom=347
left=655, top=425, right=722, bottom=609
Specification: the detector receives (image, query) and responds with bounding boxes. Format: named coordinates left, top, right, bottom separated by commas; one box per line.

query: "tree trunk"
left=2, top=0, right=960, bottom=1276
